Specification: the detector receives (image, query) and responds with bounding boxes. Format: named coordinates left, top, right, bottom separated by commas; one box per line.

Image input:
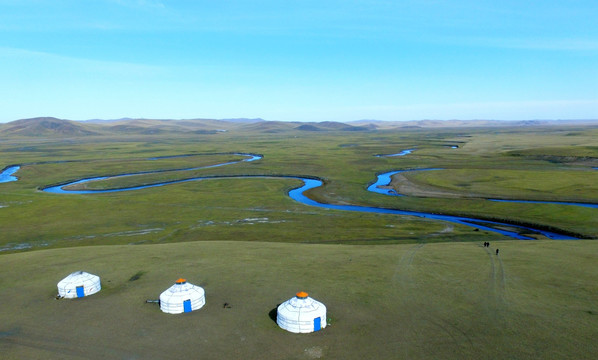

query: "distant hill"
left=295, top=121, right=372, bottom=132
left=220, top=118, right=265, bottom=124
left=0, top=117, right=100, bottom=137
left=2, top=117, right=596, bottom=137
left=81, top=118, right=135, bottom=124
left=236, top=121, right=298, bottom=133
left=103, top=118, right=236, bottom=133
left=82, top=117, right=265, bottom=125
left=349, top=119, right=598, bottom=129
left=0, top=117, right=273, bottom=137
left=295, top=124, right=321, bottom=131
left=78, top=118, right=237, bottom=131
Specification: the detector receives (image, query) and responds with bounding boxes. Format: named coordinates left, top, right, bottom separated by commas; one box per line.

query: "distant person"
left=496, top=249, right=499, bottom=255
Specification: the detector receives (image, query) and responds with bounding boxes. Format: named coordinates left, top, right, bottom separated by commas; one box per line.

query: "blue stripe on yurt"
left=76, top=286, right=85, bottom=298
left=314, top=317, right=321, bottom=331
left=183, top=299, right=192, bottom=313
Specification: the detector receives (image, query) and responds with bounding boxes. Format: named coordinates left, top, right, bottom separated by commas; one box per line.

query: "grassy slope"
left=1, top=240, right=596, bottom=360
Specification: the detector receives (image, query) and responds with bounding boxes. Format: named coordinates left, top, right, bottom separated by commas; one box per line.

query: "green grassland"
left=1, top=240, right=596, bottom=359
left=401, top=169, right=598, bottom=202
left=1, top=121, right=598, bottom=359
left=1, top=124, right=598, bottom=252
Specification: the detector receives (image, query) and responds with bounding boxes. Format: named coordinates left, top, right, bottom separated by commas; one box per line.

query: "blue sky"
left=1, top=0, right=597, bottom=122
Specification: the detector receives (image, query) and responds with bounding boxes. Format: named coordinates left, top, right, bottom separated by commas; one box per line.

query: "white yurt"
left=159, top=278, right=206, bottom=314
left=57, top=271, right=101, bottom=299
left=277, top=291, right=327, bottom=333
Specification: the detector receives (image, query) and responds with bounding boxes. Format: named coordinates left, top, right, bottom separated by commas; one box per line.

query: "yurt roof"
left=279, top=292, right=325, bottom=311
left=57, top=271, right=100, bottom=286
left=296, top=291, right=308, bottom=299
left=160, top=279, right=205, bottom=300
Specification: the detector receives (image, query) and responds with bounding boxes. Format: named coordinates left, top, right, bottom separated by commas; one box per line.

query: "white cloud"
left=0, top=46, right=165, bottom=77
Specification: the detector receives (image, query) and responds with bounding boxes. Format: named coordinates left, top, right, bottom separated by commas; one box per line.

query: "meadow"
left=1, top=124, right=597, bottom=251
left=1, top=240, right=597, bottom=359
left=1, top=121, right=597, bottom=359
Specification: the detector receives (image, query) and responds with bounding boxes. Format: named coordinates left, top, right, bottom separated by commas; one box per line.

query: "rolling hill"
left=2, top=117, right=597, bottom=138
left=0, top=117, right=101, bottom=137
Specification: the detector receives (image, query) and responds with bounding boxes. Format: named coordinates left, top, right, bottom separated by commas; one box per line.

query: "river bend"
left=1, top=153, right=587, bottom=240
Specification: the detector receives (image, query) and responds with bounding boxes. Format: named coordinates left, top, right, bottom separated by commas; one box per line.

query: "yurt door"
left=76, top=286, right=85, bottom=298
left=314, top=317, right=321, bottom=331
left=183, top=299, right=192, bottom=313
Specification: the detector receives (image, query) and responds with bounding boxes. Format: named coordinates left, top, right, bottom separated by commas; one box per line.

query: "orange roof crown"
left=296, top=291, right=309, bottom=299
left=175, top=278, right=187, bottom=284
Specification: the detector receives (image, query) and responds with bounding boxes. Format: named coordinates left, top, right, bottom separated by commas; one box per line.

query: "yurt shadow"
left=268, top=304, right=281, bottom=324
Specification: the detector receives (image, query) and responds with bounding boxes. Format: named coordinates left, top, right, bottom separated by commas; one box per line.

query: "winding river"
left=0, top=165, right=19, bottom=183
left=1, top=153, right=591, bottom=240
left=375, top=149, right=415, bottom=157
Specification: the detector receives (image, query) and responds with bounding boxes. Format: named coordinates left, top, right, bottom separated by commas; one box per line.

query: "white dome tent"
left=277, top=291, right=327, bottom=333
left=57, top=271, right=101, bottom=299
left=159, top=278, right=206, bottom=314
